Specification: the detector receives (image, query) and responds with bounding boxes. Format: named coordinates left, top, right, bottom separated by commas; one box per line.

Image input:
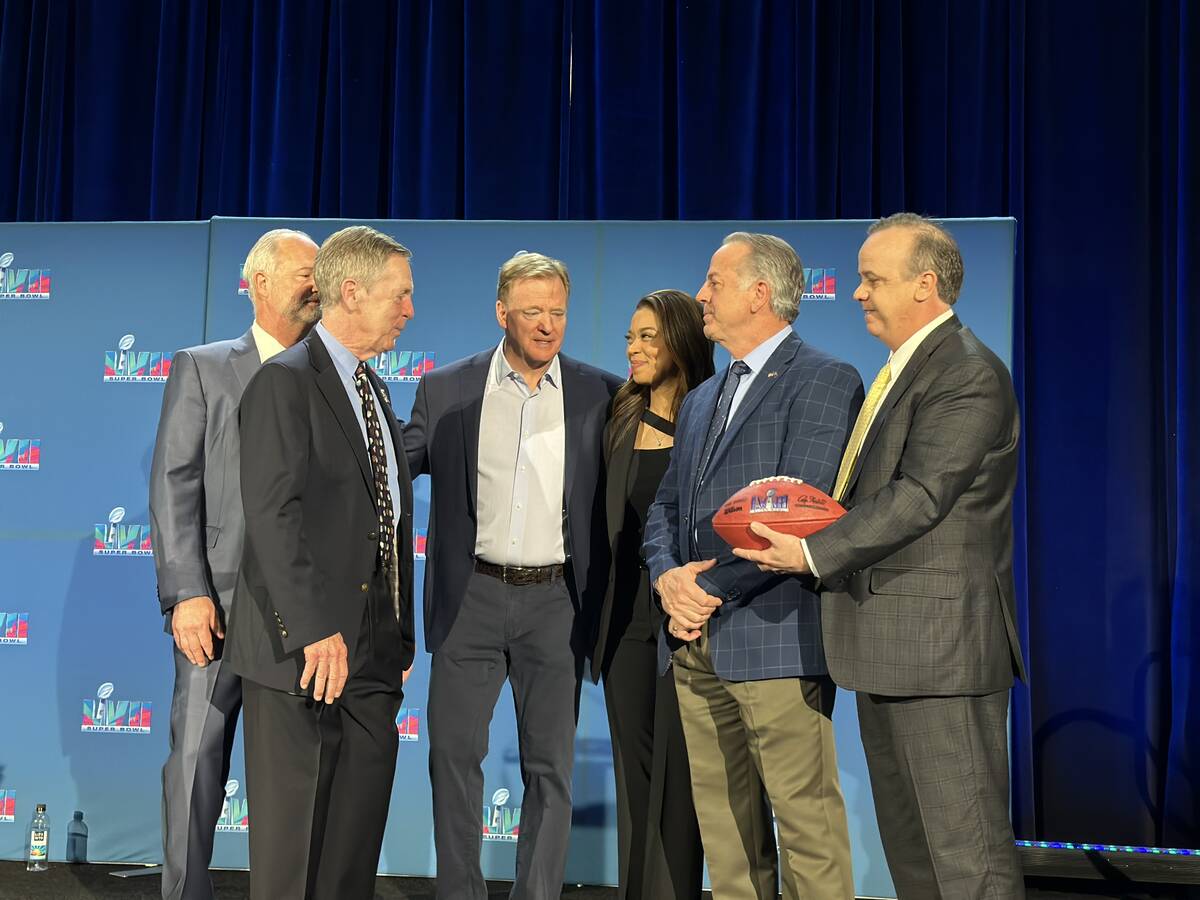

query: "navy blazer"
left=227, top=330, right=416, bottom=693
left=643, top=331, right=863, bottom=681
left=404, top=348, right=622, bottom=654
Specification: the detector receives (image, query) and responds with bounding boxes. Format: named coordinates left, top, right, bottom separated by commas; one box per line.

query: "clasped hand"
left=656, top=559, right=721, bottom=642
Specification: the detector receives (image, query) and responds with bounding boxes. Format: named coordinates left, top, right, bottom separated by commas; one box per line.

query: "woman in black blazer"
left=592, top=289, right=714, bottom=899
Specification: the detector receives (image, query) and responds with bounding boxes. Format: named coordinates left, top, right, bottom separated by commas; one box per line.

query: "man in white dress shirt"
left=404, top=252, right=621, bottom=899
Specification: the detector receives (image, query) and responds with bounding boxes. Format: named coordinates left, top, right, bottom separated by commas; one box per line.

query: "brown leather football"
left=712, top=476, right=846, bottom=550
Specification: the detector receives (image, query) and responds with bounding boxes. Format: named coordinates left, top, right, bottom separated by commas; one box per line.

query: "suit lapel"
left=460, top=353, right=491, bottom=515
left=844, top=317, right=963, bottom=499
left=682, top=376, right=721, bottom=515
left=706, top=332, right=800, bottom=475
left=308, top=332, right=377, bottom=507
left=229, top=328, right=260, bottom=391
left=605, top=422, right=636, bottom=551
left=561, top=358, right=585, bottom=500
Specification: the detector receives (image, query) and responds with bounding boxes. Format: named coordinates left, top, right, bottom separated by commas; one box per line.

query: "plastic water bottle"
left=66, top=810, right=88, bottom=863
left=26, top=803, right=49, bottom=871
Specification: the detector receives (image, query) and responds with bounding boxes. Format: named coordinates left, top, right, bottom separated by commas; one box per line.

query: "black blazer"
left=404, top=348, right=621, bottom=654
left=226, top=330, right=416, bottom=693
left=589, top=420, right=666, bottom=683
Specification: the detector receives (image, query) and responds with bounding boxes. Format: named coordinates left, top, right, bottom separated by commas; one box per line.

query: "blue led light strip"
left=1016, top=840, right=1198, bottom=857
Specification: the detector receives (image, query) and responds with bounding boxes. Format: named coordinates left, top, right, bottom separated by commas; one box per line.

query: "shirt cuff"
left=800, top=538, right=820, bottom=580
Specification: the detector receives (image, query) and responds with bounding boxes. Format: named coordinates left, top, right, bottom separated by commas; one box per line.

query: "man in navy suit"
left=644, top=232, right=864, bottom=899
left=404, top=251, right=621, bottom=899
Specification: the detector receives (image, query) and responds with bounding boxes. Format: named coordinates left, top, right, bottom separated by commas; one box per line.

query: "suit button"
left=361, top=583, right=369, bottom=592
left=368, top=531, right=378, bottom=541
left=280, top=629, right=288, bottom=639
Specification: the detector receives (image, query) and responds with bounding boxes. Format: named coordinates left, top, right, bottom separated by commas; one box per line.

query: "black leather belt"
left=474, top=559, right=564, bottom=585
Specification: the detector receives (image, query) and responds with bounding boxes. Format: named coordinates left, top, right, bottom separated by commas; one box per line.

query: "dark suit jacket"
left=225, top=330, right=416, bottom=693
left=589, top=419, right=659, bottom=683
left=644, top=331, right=863, bottom=681
left=404, top=348, right=621, bottom=654
left=806, top=317, right=1027, bottom=697
left=149, top=328, right=261, bottom=626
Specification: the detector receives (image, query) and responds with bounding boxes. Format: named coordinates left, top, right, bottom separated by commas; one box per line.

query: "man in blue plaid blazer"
left=643, top=232, right=864, bottom=899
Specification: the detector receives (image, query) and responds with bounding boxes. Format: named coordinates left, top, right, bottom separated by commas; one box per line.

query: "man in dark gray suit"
left=149, top=228, right=318, bottom=900
left=736, top=213, right=1027, bottom=898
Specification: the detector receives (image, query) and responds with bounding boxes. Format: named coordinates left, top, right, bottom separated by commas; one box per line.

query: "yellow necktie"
left=832, top=362, right=892, bottom=502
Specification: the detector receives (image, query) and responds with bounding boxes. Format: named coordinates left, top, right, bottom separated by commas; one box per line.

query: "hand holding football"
left=712, top=476, right=845, bottom=551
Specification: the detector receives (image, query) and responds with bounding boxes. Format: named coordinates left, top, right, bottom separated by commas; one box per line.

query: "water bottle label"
left=30, top=829, right=48, bottom=859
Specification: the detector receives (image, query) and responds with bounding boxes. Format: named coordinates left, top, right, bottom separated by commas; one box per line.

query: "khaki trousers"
left=672, top=627, right=854, bottom=899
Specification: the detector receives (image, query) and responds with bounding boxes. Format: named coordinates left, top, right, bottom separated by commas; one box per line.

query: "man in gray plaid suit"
left=737, top=213, right=1028, bottom=898
left=644, top=232, right=864, bottom=899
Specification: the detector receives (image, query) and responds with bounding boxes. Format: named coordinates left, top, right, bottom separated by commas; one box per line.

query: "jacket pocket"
left=868, top=565, right=960, bottom=599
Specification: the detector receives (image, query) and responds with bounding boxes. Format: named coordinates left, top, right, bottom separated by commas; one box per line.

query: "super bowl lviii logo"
left=0, top=252, right=51, bottom=300
left=216, top=779, right=249, bottom=832
left=482, top=787, right=520, bottom=842
left=750, top=487, right=789, bottom=513
left=414, top=528, right=427, bottom=560
left=1, top=612, right=29, bottom=645
left=369, top=350, right=435, bottom=382
left=0, top=790, right=14, bottom=823
left=81, top=682, right=153, bottom=733
left=104, top=333, right=172, bottom=382
left=0, top=421, right=40, bottom=471
left=801, top=267, right=836, bottom=301
left=94, top=507, right=152, bottom=556
left=396, top=707, right=421, bottom=742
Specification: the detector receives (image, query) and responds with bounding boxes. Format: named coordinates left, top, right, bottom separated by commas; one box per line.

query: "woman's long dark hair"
left=607, top=289, right=715, bottom=455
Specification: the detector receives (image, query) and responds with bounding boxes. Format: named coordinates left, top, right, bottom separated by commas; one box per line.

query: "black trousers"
left=428, top=570, right=581, bottom=900
left=242, top=571, right=406, bottom=900
left=602, top=635, right=704, bottom=900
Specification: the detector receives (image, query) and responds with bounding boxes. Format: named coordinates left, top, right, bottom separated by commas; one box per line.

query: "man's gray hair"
left=496, top=251, right=570, bottom=304
left=315, top=226, right=412, bottom=311
left=722, top=232, right=805, bottom=323
left=241, top=228, right=316, bottom=304
left=868, top=213, right=965, bottom=305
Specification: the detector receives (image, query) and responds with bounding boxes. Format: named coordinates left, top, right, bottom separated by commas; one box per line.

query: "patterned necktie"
left=698, top=360, right=751, bottom=481
left=354, top=363, right=395, bottom=576
left=690, top=360, right=751, bottom=557
left=832, top=361, right=892, bottom=502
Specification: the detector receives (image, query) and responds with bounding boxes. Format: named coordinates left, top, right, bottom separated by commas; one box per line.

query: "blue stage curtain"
left=1, top=0, right=1196, bottom=848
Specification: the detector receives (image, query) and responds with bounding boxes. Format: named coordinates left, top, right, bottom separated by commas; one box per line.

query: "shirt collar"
left=490, top=339, right=561, bottom=390
left=315, top=321, right=363, bottom=382
left=887, top=309, right=957, bottom=380
left=250, top=321, right=288, bottom=363
left=735, top=324, right=793, bottom=375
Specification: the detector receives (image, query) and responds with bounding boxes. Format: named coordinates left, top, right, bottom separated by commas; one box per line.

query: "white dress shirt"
left=474, top=341, right=567, bottom=566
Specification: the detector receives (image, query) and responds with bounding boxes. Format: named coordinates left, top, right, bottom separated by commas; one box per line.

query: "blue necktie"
left=690, top=360, right=750, bottom=556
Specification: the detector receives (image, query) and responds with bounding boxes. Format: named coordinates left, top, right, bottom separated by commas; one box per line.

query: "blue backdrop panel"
left=1, top=217, right=1013, bottom=900
left=0, top=222, right=209, bottom=864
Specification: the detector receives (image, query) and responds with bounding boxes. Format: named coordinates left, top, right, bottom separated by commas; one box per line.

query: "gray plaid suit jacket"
left=644, top=331, right=863, bottom=681
left=806, top=316, right=1028, bottom=696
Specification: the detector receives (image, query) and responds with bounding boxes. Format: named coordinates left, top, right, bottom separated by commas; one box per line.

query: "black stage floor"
left=0, top=863, right=1196, bottom=899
